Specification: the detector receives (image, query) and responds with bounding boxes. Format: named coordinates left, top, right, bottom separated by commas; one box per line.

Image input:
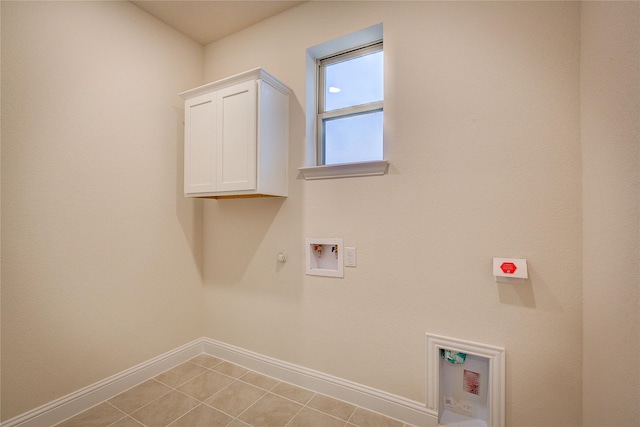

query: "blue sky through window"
left=324, top=50, right=383, bottom=111
left=324, top=111, right=383, bottom=164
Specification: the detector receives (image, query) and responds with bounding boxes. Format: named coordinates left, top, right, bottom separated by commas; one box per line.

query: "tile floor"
left=55, top=354, right=415, bottom=427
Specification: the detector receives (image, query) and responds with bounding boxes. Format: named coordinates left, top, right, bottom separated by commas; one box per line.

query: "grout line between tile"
left=164, top=402, right=200, bottom=427
left=102, top=401, right=128, bottom=427
left=198, top=379, right=247, bottom=422
left=282, top=402, right=307, bottom=427
left=230, top=389, right=272, bottom=425
left=126, top=386, right=173, bottom=419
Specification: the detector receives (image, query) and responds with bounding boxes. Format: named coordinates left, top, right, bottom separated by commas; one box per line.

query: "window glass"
left=323, top=110, right=383, bottom=165
left=324, top=50, right=384, bottom=112
left=318, top=42, right=383, bottom=166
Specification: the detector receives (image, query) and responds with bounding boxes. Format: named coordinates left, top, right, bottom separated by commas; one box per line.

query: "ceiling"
left=131, top=1, right=306, bottom=46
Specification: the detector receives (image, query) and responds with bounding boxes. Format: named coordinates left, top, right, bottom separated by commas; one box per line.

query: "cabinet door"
left=216, top=80, right=257, bottom=192
left=184, top=92, right=216, bottom=194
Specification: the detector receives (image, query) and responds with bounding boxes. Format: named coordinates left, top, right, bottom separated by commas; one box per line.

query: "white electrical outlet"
left=345, top=247, right=356, bottom=267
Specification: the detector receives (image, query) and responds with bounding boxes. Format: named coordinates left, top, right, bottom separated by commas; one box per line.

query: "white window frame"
left=316, top=41, right=384, bottom=166
left=300, top=24, right=388, bottom=180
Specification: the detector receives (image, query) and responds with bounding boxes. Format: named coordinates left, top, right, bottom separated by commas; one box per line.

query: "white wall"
left=581, top=3, right=640, bottom=426
left=1, top=1, right=204, bottom=420
left=202, top=2, right=583, bottom=426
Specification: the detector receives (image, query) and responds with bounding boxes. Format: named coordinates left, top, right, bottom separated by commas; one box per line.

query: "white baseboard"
left=1, top=339, right=204, bottom=427
left=201, top=337, right=438, bottom=427
left=2, top=337, right=438, bottom=427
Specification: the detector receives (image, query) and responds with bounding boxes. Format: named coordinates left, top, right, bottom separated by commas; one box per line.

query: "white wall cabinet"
left=180, top=68, right=290, bottom=198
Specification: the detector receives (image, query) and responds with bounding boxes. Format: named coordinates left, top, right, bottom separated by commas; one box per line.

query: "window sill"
left=299, top=160, right=389, bottom=180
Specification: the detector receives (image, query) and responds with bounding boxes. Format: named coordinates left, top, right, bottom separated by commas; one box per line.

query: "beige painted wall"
left=202, top=2, right=583, bottom=426
left=2, top=2, right=638, bottom=426
left=581, top=3, right=640, bottom=426
left=1, top=1, right=204, bottom=420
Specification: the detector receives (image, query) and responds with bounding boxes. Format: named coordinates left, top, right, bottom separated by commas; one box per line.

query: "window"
left=300, top=24, right=387, bottom=180
left=317, top=42, right=384, bottom=165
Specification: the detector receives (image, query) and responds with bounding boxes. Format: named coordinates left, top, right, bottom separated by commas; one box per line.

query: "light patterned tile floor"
left=55, top=355, right=416, bottom=427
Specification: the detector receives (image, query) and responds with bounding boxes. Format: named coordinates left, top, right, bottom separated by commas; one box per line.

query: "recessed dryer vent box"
left=426, top=333, right=505, bottom=427
left=305, top=238, right=343, bottom=278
